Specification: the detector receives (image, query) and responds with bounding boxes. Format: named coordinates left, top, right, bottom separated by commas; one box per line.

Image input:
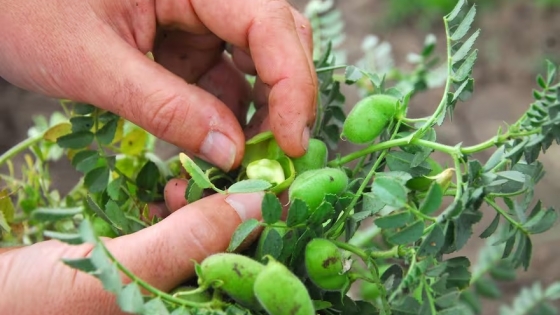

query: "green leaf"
left=454, top=49, right=478, bottom=82
left=286, top=199, right=309, bottom=227
left=228, top=179, right=271, bottom=193
left=308, top=201, right=335, bottom=226
left=453, top=78, right=474, bottom=102
left=72, top=150, right=99, bottom=173
left=107, top=177, right=124, bottom=201
left=74, top=103, right=95, bottom=115
left=376, top=171, right=413, bottom=185
left=450, top=5, right=476, bottom=41
left=43, top=230, right=83, bottom=245
left=85, top=243, right=124, bottom=293
left=262, top=193, right=282, bottom=224
left=446, top=0, right=466, bottom=21
left=117, top=283, right=145, bottom=314
left=545, top=282, right=560, bottom=299
left=386, top=151, right=432, bottom=177
left=96, top=118, right=118, bottom=145
left=31, top=207, right=83, bottom=221
left=226, top=219, right=260, bottom=252
left=62, top=257, right=97, bottom=272
left=0, top=210, right=10, bottom=233
left=70, top=116, right=94, bottom=132
left=475, top=277, right=501, bottom=298
left=142, top=298, right=170, bottom=315
left=105, top=200, right=129, bottom=232
left=362, top=192, right=386, bottom=215
left=435, top=290, right=460, bottom=308
left=57, top=131, right=94, bottom=149
left=170, top=307, right=190, bottom=315
left=483, top=145, right=506, bottom=172
left=523, top=207, right=557, bottom=234
left=84, top=166, right=110, bottom=193
left=260, top=228, right=283, bottom=260
left=418, top=224, right=445, bottom=256
left=489, top=263, right=517, bottom=281
left=179, top=153, right=214, bottom=190
left=537, top=74, right=547, bottom=89
left=387, top=220, right=424, bottom=245
left=546, top=59, right=557, bottom=86
left=136, top=161, right=160, bottom=190
left=445, top=257, right=472, bottom=289
left=86, top=196, right=112, bottom=225
left=437, top=305, right=471, bottom=315
left=452, top=29, right=480, bottom=63
left=185, top=179, right=203, bottom=203
left=480, top=213, right=500, bottom=238
left=372, top=177, right=408, bottom=208
left=419, top=183, right=443, bottom=215
left=460, top=290, right=482, bottom=314
left=344, top=65, right=363, bottom=84
left=374, top=212, right=411, bottom=229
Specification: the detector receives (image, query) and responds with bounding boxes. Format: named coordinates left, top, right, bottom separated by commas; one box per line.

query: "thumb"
left=74, top=35, right=245, bottom=171
left=105, top=191, right=264, bottom=292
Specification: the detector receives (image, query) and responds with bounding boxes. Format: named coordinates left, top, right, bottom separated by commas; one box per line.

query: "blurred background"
left=1, top=0, right=560, bottom=313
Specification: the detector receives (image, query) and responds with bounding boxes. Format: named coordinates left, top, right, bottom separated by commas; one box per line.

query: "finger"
left=196, top=54, right=252, bottom=125
left=163, top=178, right=189, bottom=213
left=290, top=7, right=315, bottom=73
left=72, top=33, right=245, bottom=172
left=244, top=105, right=271, bottom=140
left=252, top=77, right=270, bottom=110
left=157, top=0, right=318, bottom=157
left=105, top=191, right=265, bottom=291
left=152, top=29, right=224, bottom=83
left=146, top=202, right=171, bottom=221
left=230, top=46, right=256, bottom=75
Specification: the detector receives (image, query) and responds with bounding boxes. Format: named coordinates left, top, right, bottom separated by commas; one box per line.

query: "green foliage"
left=2, top=1, right=560, bottom=315
left=377, top=0, right=499, bottom=30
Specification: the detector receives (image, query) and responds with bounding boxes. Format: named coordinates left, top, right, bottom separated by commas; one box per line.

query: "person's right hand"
left=0, top=0, right=318, bottom=174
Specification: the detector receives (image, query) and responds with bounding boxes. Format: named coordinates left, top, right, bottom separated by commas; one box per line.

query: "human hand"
left=0, top=190, right=265, bottom=314
left=0, top=0, right=317, bottom=174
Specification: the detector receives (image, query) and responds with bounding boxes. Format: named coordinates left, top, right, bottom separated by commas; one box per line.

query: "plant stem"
left=388, top=252, right=417, bottom=302
left=328, top=120, right=404, bottom=238
left=422, top=278, right=438, bottom=315
left=331, top=240, right=400, bottom=261
left=99, top=241, right=219, bottom=308
left=435, top=155, right=464, bottom=223
left=0, top=133, right=44, bottom=168
left=315, top=65, right=349, bottom=73
left=413, top=17, right=454, bottom=138
left=485, top=198, right=528, bottom=235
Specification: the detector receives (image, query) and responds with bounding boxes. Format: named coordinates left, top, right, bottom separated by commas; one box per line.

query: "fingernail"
left=201, top=131, right=236, bottom=171
left=225, top=192, right=265, bottom=221
left=301, top=127, right=310, bottom=152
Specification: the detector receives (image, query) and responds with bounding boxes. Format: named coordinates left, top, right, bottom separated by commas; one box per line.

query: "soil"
left=1, top=0, right=560, bottom=313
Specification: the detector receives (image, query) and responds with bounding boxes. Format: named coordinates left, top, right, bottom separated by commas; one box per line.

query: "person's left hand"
left=0, top=190, right=264, bottom=314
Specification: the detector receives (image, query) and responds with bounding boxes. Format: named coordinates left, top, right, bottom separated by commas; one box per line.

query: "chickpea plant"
left=2, top=1, right=560, bottom=314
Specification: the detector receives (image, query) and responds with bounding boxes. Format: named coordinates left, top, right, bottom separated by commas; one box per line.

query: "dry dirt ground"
left=1, top=0, right=560, bottom=313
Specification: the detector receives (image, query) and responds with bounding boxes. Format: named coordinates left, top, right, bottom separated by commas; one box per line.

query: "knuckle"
left=143, top=91, right=187, bottom=140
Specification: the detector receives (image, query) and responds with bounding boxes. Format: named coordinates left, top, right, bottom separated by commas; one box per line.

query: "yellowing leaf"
left=0, top=189, right=15, bottom=232
left=120, top=128, right=147, bottom=155
left=66, top=149, right=82, bottom=161
left=43, top=122, right=72, bottom=142
left=111, top=118, right=125, bottom=144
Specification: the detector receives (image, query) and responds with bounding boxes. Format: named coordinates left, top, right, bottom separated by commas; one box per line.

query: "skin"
left=0, top=0, right=317, bottom=313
